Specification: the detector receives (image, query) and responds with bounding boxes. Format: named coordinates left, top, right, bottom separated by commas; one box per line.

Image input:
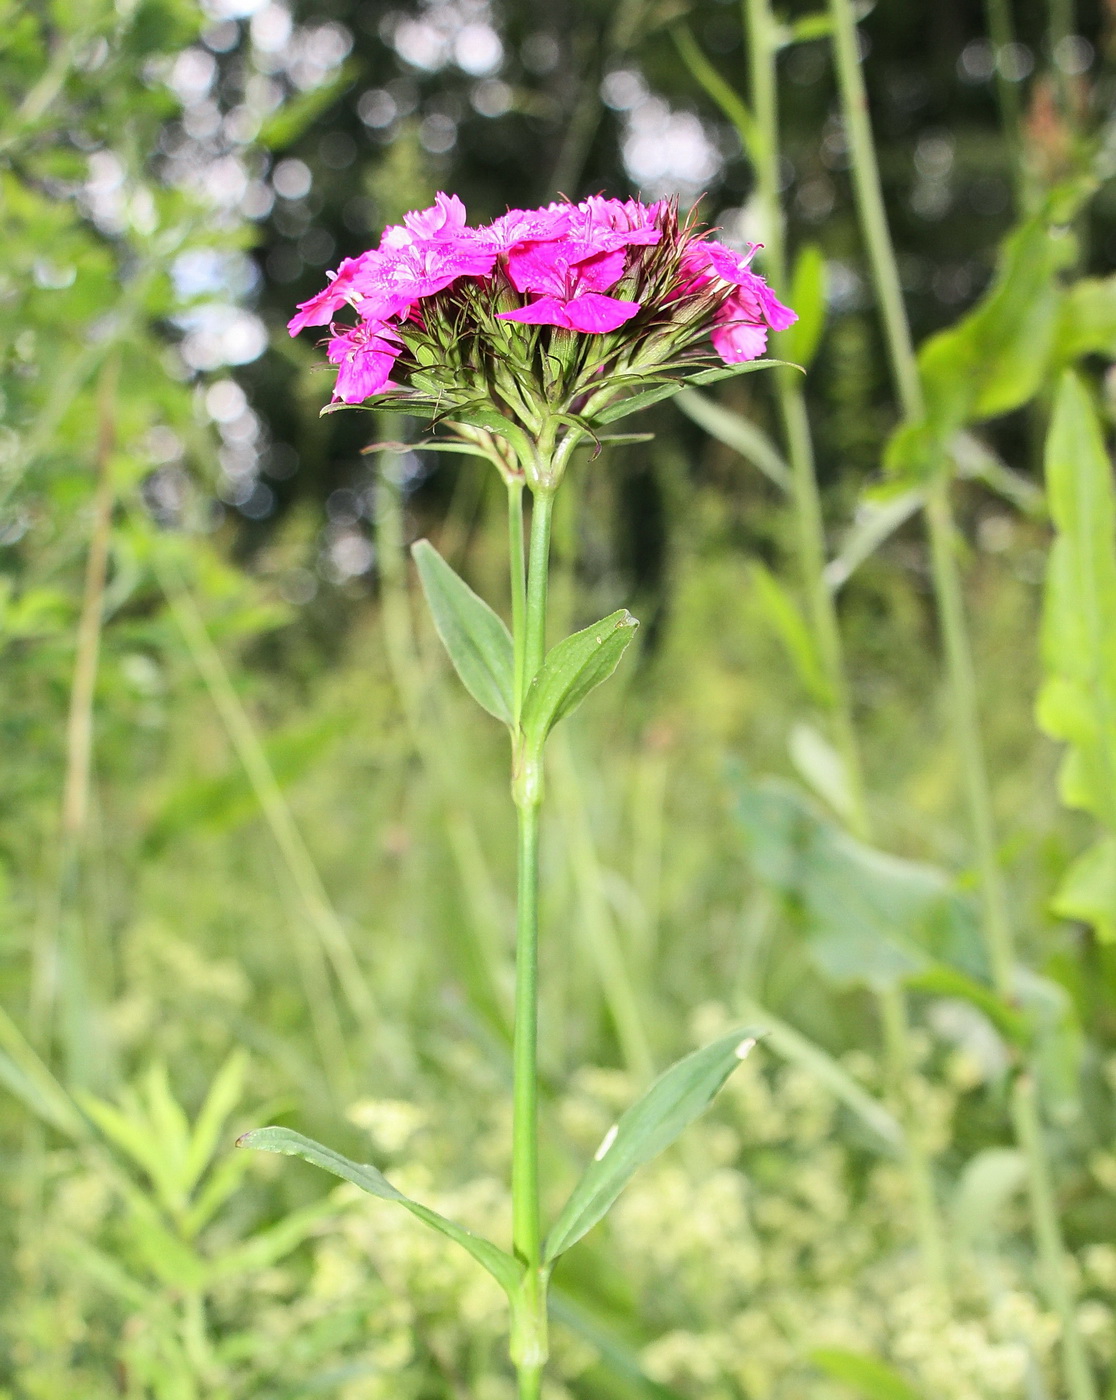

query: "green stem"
left=743, top=0, right=948, bottom=1295
left=510, top=485, right=555, bottom=1390
left=827, top=0, right=923, bottom=422
left=509, top=480, right=528, bottom=725
left=1012, top=1073, right=1096, bottom=1400
left=924, top=484, right=1016, bottom=994
left=879, top=983, right=951, bottom=1303
left=1048, top=0, right=1074, bottom=122
left=984, top=0, right=1026, bottom=209
left=827, top=6, right=1095, bottom=1395
left=512, top=800, right=542, bottom=1272
left=744, top=0, right=869, bottom=839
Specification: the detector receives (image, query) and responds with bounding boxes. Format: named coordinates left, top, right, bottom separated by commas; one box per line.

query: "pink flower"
left=381, top=192, right=473, bottom=249
left=571, top=195, right=662, bottom=249
left=499, top=235, right=641, bottom=334
left=341, top=238, right=498, bottom=323
left=680, top=240, right=797, bottom=363
left=500, top=293, right=641, bottom=333
left=486, top=203, right=575, bottom=252
left=327, top=322, right=402, bottom=403
left=710, top=309, right=771, bottom=363
left=288, top=255, right=374, bottom=336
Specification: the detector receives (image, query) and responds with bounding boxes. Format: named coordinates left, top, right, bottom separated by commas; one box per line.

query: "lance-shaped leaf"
left=782, top=244, right=827, bottom=371
left=521, top=608, right=639, bottom=751
left=238, top=1126, right=523, bottom=1294
left=411, top=539, right=514, bottom=725
left=543, top=1028, right=761, bottom=1263
left=674, top=388, right=790, bottom=491
left=593, top=360, right=790, bottom=425
left=1037, top=372, right=1116, bottom=836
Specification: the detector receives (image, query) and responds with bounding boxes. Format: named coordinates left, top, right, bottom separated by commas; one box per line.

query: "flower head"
left=288, top=193, right=797, bottom=474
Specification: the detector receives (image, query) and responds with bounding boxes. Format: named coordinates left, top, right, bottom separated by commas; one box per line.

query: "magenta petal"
left=497, top=295, right=569, bottom=327
left=327, top=324, right=402, bottom=403
left=758, top=283, right=797, bottom=331
left=560, top=293, right=641, bottom=333
left=505, top=243, right=570, bottom=296
left=566, top=246, right=627, bottom=293
left=711, top=316, right=768, bottom=363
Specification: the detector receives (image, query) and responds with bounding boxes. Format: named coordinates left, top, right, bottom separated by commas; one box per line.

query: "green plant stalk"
left=879, top=983, right=951, bottom=1298
left=1048, top=0, right=1074, bottom=121
left=742, top=0, right=868, bottom=837
left=744, top=0, right=950, bottom=1297
left=827, top=2, right=1096, bottom=1392
left=984, top=0, right=1026, bottom=208
left=1012, top=1073, right=1097, bottom=1400
left=509, top=486, right=554, bottom=1396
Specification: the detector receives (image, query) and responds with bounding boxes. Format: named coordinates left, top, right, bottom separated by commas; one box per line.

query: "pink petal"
left=567, top=246, right=627, bottom=293
left=505, top=243, right=570, bottom=296
left=288, top=256, right=371, bottom=335
left=327, top=324, right=402, bottom=403
left=498, top=293, right=640, bottom=332
left=560, top=292, right=641, bottom=333
left=497, top=295, right=570, bottom=327
left=711, top=314, right=768, bottom=363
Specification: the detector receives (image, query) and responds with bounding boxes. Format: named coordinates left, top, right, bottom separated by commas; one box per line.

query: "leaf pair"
left=238, top=1028, right=759, bottom=1293
left=411, top=538, right=638, bottom=745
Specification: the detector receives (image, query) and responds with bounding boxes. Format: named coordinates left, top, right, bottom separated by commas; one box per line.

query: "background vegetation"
left=3, top=0, right=1116, bottom=1397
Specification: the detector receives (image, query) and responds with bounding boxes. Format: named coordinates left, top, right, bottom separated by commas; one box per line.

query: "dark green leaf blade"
left=521, top=609, right=639, bottom=749
left=543, top=1028, right=761, bottom=1263
left=411, top=539, right=514, bottom=725
left=237, top=1126, right=523, bottom=1294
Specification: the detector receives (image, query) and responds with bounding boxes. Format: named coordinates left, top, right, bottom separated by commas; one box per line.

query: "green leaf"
left=673, top=388, right=790, bottom=491
left=904, top=964, right=1028, bottom=1045
left=594, top=361, right=789, bottom=425
left=884, top=194, right=1082, bottom=484
left=737, top=998, right=903, bottom=1154
left=951, top=1148, right=1027, bottom=1248
left=237, top=1125, right=523, bottom=1294
left=543, top=1028, right=761, bottom=1262
left=782, top=244, right=827, bottom=370
left=788, top=722, right=857, bottom=825
left=1036, top=372, right=1116, bottom=833
left=1054, top=274, right=1116, bottom=362
left=734, top=777, right=985, bottom=990
left=749, top=562, right=833, bottom=705
left=824, top=487, right=924, bottom=592
left=1050, top=835, right=1116, bottom=941
left=670, top=24, right=758, bottom=161
left=810, top=1349, right=925, bottom=1400
left=258, top=62, right=356, bottom=149
left=182, top=1049, right=248, bottom=1197
left=411, top=539, right=515, bottom=725
left=521, top=608, right=639, bottom=750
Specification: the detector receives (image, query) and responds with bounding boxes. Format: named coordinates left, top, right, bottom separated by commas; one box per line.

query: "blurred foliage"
left=4, top=0, right=1116, bottom=1397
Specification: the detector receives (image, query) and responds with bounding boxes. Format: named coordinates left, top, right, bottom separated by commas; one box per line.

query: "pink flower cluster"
left=288, top=193, right=797, bottom=406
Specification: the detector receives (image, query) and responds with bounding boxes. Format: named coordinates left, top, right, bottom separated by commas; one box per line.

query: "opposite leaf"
left=543, top=1028, right=761, bottom=1263
left=412, top=539, right=515, bottom=725
left=238, top=1126, right=523, bottom=1294
left=521, top=608, right=639, bottom=751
